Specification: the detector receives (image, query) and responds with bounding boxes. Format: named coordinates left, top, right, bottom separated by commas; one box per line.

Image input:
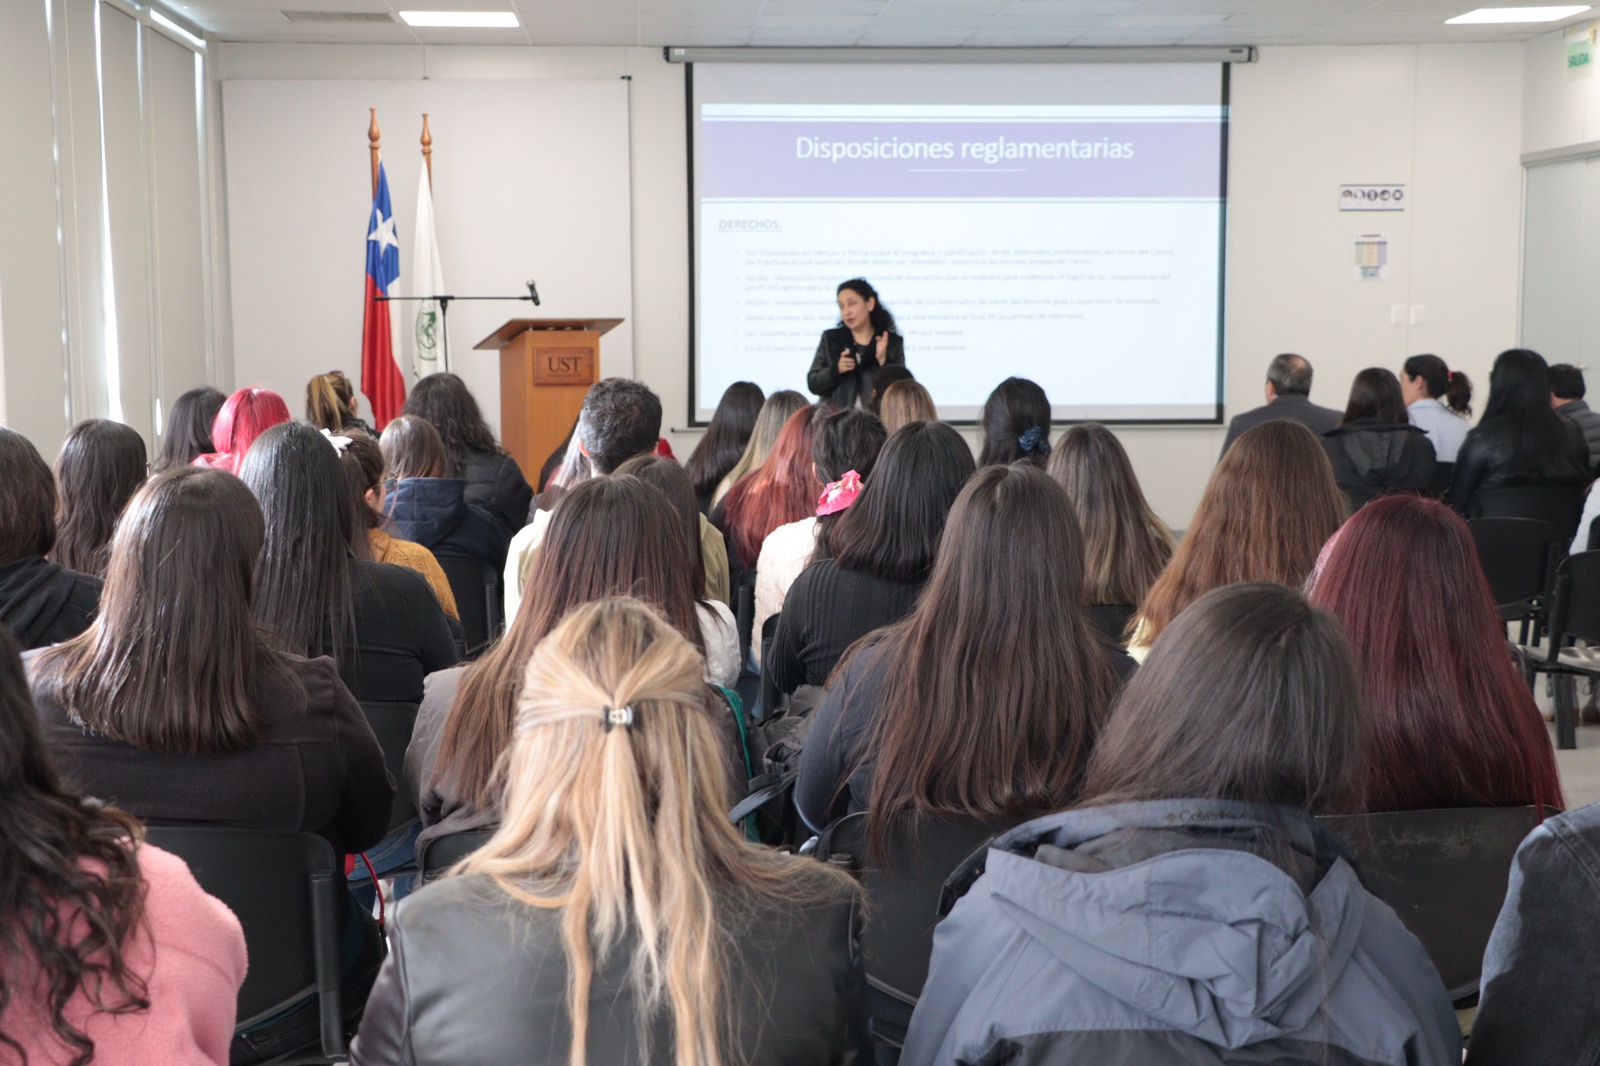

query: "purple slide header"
left=698, top=118, right=1223, bottom=200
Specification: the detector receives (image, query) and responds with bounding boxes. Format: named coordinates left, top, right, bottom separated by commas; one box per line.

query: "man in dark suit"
left=1220, top=353, right=1343, bottom=456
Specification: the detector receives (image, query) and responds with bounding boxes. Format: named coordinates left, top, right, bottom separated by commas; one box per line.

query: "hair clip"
left=320, top=428, right=353, bottom=455
left=1018, top=425, right=1048, bottom=454
left=602, top=705, right=634, bottom=731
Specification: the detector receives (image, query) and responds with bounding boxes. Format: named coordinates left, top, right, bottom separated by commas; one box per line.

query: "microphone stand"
left=377, top=282, right=540, bottom=372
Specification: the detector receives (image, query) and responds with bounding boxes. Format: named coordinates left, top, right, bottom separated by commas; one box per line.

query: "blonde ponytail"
left=458, top=598, right=851, bottom=1066
left=305, top=373, right=349, bottom=431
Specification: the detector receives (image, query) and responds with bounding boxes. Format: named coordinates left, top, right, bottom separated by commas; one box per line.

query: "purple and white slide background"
left=690, top=64, right=1228, bottom=422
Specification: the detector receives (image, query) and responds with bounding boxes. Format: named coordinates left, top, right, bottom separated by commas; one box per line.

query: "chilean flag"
left=361, top=164, right=405, bottom=429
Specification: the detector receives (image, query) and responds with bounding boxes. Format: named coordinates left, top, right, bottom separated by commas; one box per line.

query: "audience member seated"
left=305, top=369, right=371, bottom=434
left=0, top=429, right=101, bottom=651
left=869, top=363, right=915, bottom=413
left=504, top=377, right=665, bottom=620
left=191, top=386, right=290, bottom=476
left=1550, top=361, right=1600, bottom=472
left=902, top=583, right=1459, bottom=1066
left=1402, top=353, right=1472, bottom=463
left=716, top=403, right=822, bottom=576
left=1307, top=494, right=1563, bottom=811
left=354, top=598, right=865, bottom=1066
left=25, top=467, right=392, bottom=1063
left=1046, top=423, right=1174, bottom=645
left=534, top=414, right=578, bottom=496
left=410, top=476, right=725, bottom=862
left=1468, top=801, right=1600, bottom=1065
left=770, top=421, right=973, bottom=700
left=378, top=414, right=510, bottom=571
left=1320, top=367, right=1437, bottom=508
left=685, top=380, right=765, bottom=513
left=404, top=372, right=532, bottom=537
left=1449, top=348, right=1590, bottom=515
left=1220, top=352, right=1342, bottom=455
left=615, top=454, right=741, bottom=687
left=240, top=422, right=459, bottom=707
left=796, top=464, right=1132, bottom=830
left=1129, top=419, right=1346, bottom=660
left=152, top=385, right=225, bottom=473
left=754, top=407, right=888, bottom=659
left=977, top=376, right=1051, bottom=467
left=0, top=626, right=246, bottom=1066
left=50, top=418, right=148, bottom=579
left=711, top=389, right=808, bottom=509
left=879, top=377, right=938, bottom=435
left=336, top=431, right=459, bottom=621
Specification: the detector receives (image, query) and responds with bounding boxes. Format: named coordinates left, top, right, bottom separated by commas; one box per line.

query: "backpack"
left=727, top=684, right=826, bottom=847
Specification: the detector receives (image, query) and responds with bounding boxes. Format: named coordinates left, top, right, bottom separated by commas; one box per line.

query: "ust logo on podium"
left=533, top=348, right=595, bottom=386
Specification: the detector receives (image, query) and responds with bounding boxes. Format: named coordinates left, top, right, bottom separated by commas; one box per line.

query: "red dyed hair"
left=1308, top=494, right=1562, bottom=812
left=720, top=405, right=821, bottom=568
left=193, top=387, right=291, bottom=476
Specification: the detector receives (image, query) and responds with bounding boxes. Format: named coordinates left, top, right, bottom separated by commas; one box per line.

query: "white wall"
left=213, top=41, right=1527, bottom=527
left=1522, top=27, right=1600, bottom=153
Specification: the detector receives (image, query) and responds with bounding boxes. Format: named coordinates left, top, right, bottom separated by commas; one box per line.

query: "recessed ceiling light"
left=398, top=10, right=519, bottom=28
left=1446, top=5, right=1590, bottom=24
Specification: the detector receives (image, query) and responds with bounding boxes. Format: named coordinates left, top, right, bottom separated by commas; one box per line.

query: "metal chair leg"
left=1555, top=674, right=1579, bottom=750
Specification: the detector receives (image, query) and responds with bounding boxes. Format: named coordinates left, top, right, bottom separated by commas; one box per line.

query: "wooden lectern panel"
left=498, top=329, right=599, bottom=484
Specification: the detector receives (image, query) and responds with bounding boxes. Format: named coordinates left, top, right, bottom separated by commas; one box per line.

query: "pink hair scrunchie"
left=816, top=470, right=864, bottom=517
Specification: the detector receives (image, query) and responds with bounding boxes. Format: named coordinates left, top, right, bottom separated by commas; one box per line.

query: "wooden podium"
left=475, top=318, right=622, bottom=482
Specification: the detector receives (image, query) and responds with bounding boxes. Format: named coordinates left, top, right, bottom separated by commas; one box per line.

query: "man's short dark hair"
left=578, top=378, right=662, bottom=474
left=1267, top=353, right=1313, bottom=397
left=1550, top=363, right=1587, bottom=401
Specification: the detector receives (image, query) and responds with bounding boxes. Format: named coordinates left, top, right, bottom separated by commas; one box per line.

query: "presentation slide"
left=689, top=62, right=1228, bottom=423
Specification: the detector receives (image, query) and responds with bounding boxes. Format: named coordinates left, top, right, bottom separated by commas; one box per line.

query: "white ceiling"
left=168, top=0, right=1592, bottom=48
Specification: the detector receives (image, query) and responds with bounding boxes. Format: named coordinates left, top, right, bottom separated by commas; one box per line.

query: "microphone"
left=526, top=279, right=541, bottom=306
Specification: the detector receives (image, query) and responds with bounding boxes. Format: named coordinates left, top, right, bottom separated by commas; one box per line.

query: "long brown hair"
left=32, top=468, right=290, bottom=755
left=305, top=370, right=359, bottom=431
left=1047, top=424, right=1174, bottom=607
left=1082, top=582, right=1362, bottom=815
left=1135, top=419, right=1345, bottom=645
left=0, top=428, right=59, bottom=567
left=461, top=597, right=856, bottom=1066
left=614, top=454, right=707, bottom=599
left=857, top=464, right=1122, bottom=855
left=0, top=626, right=150, bottom=1066
left=379, top=414, right=450, bottom=480
left=878, top=379, right=937, bottom=435
left=435, top=476, right=705, bottom=809
left=51, top=419, right=148, bottom=578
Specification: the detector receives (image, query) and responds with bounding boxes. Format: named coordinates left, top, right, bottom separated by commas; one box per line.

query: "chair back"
left=1468, top=484, right=1585, bottom=544
left=735, top=570, right=757, bottom=669
left=419, top=827, right=497, bottom=882
left=814, top=811, right=1012, bottom=1051
left=1468, top=517, right=1564, bottom=617
left=436, top=551, right=502, bottom=658
left=359, top=700, right=420, bottom=835
left=1548, top=550, right=1600, bottom=646
left=143, top=826, right=347, bottom=1057
left=1318, top=806, right=1547, bottom=1005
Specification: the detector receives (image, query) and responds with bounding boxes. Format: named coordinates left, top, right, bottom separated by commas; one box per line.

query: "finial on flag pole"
left=368, top=108, right=381, bottom=198
left=421, top=113, right=433, bottom=187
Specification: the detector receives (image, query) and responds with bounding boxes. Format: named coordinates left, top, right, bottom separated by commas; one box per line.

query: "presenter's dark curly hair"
left=836, top=278, right=897, bottom=335
left=0, top=625, right=150, bottom=1066
left=404, top=372, right=505, bottom=472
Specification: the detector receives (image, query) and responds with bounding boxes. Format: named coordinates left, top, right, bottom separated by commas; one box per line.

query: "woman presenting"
left=807, top=278, right=905, bottom=409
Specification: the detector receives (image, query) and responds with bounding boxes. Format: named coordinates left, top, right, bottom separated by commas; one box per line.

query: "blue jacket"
left=383, top=477, right=510, bottom=570
left=903, top=799, right=1459, bottom=1066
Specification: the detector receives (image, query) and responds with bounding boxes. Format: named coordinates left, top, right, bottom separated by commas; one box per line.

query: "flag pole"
left=368, top=108, right=381, bottom=198
left=421, top=113, right=432, bottom=189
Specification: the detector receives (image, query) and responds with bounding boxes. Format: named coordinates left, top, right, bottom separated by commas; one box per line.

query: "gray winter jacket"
left=902, top=800, right=1459, bottom=1066
left=1558, top=399, right=1600, bottom=473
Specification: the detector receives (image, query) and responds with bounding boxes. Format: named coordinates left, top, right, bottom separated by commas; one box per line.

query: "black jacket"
left=0, top=556, right=101, bottom=651
left=1447, top=416, right=1591, bottom=515
left=456, top=448, right=533, bottom=539
left=1220, top=394, right=1343, bottom=456
left=1321, top=420, right=1437, bottom=508
left=383, top=477, right=511, bottom=570
left=350, top=870, right=867, bottom=1066
left=808, top=327, right=905, bottom=410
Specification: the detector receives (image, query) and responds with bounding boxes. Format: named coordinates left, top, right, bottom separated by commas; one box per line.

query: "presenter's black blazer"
left=807, top=327, right=905, bottom=410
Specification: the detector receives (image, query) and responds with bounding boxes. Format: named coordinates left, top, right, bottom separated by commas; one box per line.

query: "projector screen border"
left=665, top=46, right=1257, bottom=66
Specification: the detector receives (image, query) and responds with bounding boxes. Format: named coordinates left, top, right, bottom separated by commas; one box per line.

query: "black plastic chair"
left=734, top=570, right=757, bottom=670
left=1468, top=484, right=1586, bottom=547
left=1468, top=517, right=1565, bottom=647
left=435, top=551, right=502, bottom=658
left=1530, top=549, right=1600, bottom=749
left=418, top=827, right=497, bottom=883
left=813, top=812, right=1011, bottom=1058
left=1319, top=806, right=1549, bottom=1006
left=143, top=827, right=347, bottom=1062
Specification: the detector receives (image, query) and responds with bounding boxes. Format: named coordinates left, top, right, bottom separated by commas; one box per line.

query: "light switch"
left=1410, top=304, right=1426, bottom=325
left=1390, top=305, right=1406, bottom=326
